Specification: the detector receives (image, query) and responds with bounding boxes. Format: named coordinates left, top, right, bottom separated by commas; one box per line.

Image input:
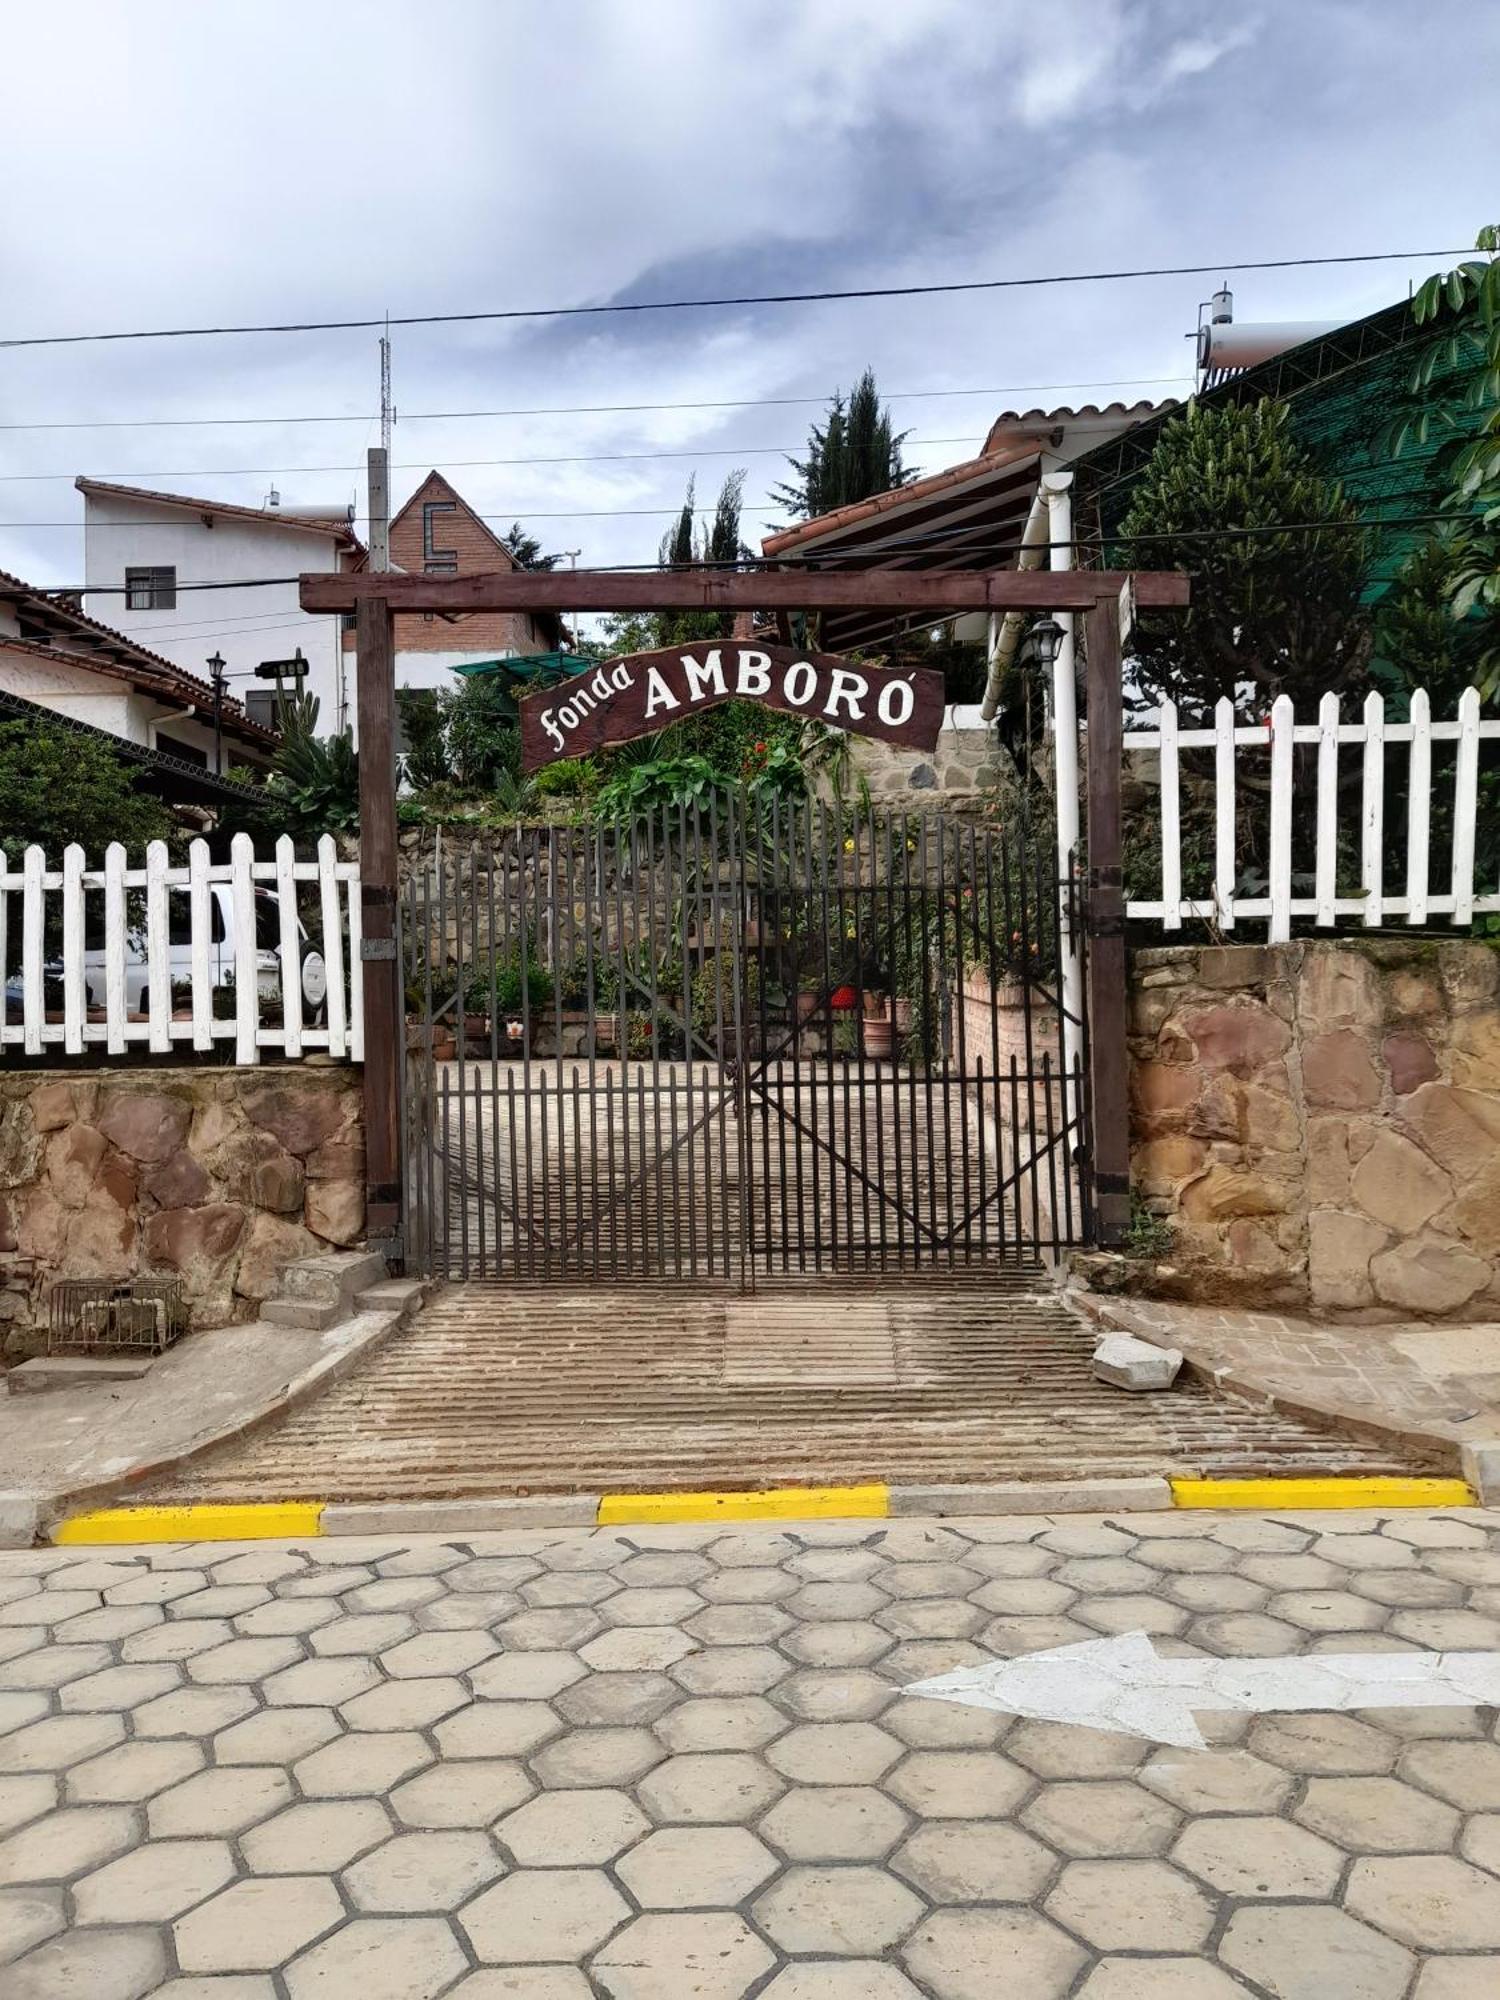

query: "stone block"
left=243, top=1082, right=347, bottom=1158
left=1383, top=1031, right=1440, bottom=1095
left=1349, top=1129, right=1451, bottom=1231
left=145, top=1204, right=247, bottom=1283
left=1197, top=945, right=1272, bottom=989
left=96, top=1091, right=192, bottom=1164
left=0, top=1493, right=39, bottom=1548
left=1399, top=1082, right=1500, bottom=1181
left=1370, top=1238, right=1491, bottom=1314
left=27, top=1082, right=76, bottom=1134
left=305, top=1178, right=365, bottom=1246
left=1133, top=1135, right=1207, bottom=1193
left=1298, top=948, right=1383, bottom=1030
left=1092, top=1335, right=1183, bottom=1392
left=45, top=1126, right=105, bottom=1209
left=1179, top=1165, right=1288, bottom=1221
left=1459, top=1440, right=1500, bottom=1506
left=1183, top=1002, right=1291, bottom=1076
left=233, top=1215, right=319, bottom=1301
left=143, top=1151, right=212, bottom=1209
left=1302, top=1029, right=1382, bottom=1110
left=250, top=1153, right=304, bottom=1215
left=1308, top=1210, right=1390, bottom=1309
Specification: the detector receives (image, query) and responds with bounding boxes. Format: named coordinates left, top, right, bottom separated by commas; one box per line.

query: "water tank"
left=1196, top=319, right=1343, bottom=375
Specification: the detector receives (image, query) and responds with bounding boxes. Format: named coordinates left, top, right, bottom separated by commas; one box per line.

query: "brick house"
left=366, top=471, right=563, bottom=698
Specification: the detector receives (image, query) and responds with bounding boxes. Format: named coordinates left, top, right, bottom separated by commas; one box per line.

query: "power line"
left=0, top=376, right=1194, bottom=433
left=0, top=249, right=1478, bottom=350
left=4, top=416, right=1198, bottom=483
left=34, top=509, right=1458, bottom=596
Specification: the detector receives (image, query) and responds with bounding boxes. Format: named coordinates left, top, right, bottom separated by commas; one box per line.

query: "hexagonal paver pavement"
left=4, top=1505, right=1500, bottom=1995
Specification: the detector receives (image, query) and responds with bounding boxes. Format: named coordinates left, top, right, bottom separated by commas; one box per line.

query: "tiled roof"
left=75, top=477, right=363, bottom=551
left=981, top=399, right=1176, bottom=452
left=0, top=568, right=276, bottom=748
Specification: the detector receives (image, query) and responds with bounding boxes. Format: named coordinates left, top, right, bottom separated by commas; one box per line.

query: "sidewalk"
left=0, top=1306, right=405, bottom=1545
left=1074, top=1290, right=1500, bottom=1494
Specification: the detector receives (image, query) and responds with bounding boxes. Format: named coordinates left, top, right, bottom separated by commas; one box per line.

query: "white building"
left=0, top=565, right=277, bottom=790
left=77, top=479, right=363, bottom=736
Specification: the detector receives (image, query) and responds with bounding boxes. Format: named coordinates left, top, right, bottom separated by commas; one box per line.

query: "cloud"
left=0, top=0, right=1495, bottom=593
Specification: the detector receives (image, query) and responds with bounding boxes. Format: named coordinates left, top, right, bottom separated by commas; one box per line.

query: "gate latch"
left=360, top=939, right=398, bottom=962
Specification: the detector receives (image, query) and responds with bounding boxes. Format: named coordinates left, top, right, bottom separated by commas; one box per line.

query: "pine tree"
left=773, top=368, right=911, bottom=519
left=499, top=522, right=561, bottom=571
left=655, top=472, right=747, bottom=645
left=1115, top=399, right=1373, bottom=721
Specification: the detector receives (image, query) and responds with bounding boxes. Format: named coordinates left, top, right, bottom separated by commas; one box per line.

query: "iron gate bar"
left=405, top=794, right=1095, bottom=1282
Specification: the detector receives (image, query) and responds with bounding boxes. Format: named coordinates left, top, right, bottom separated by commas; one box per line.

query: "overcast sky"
left=1, top=0, right=1496, bottom=650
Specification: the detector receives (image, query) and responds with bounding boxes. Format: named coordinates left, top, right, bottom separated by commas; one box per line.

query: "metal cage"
left=47, top=1280, right=188, bottom=1358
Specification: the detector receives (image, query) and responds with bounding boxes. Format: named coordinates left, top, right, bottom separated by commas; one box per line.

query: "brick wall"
left=1129, top=940, right=1500, bottom=1319
left=0, top=1067, right=365, bottom=1352
left=387, top=472, right=547, bottom=658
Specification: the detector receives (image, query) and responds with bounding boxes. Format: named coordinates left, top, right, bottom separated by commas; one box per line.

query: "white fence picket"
left=145, top=840, right=172, bottom=1053
left=1159, top=699, right=1182, bottom=931
left=1213, top=697, right=1236, bottom=929
left=1121, top=684, right=1500, bottom=938
left=1406, top=688, right=1432, bottom=926
left=22, top=846, right=44, bottom=1057
left=1268, top=694, right=1295, bottom=944
left=1452, top=686, right=1480, bottom=927
left=104, top=842, right=127, bottom=1054
left=61, top=845, right=84, bottom=1055
left=275, top=835, right=303, bottom=1060
left=1, top=834, right=362, bottom=1064
left=318, top=834, right=348, bottom=1061
left=188, top=840, right=214, bottom=1053
left=1361, top=690, right=1385, bottom=929
left=1314, top=692, right=1340, bottom=928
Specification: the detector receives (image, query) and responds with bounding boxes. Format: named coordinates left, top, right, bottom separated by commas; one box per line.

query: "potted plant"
left=861, top=987, right=894, bottom=1061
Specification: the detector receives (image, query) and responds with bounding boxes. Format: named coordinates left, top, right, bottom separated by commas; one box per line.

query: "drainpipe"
left=978, top=484, right=1050, bottom=722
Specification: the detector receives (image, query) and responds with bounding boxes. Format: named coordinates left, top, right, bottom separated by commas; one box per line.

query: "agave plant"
left=268, top=695, right=360, bottom=836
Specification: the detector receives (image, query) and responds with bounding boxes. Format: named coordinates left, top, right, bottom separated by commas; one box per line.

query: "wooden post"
left=1083, top=592, right=1130, bottom=1247
left=355, top=594, right=403, bottom=1263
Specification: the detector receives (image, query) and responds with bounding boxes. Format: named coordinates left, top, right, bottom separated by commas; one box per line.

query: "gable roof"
left=76, top=477, right=363, bottom=552
left=0, top=567, right=277, bottom=749
left=388, top=470, right=520, bottom=566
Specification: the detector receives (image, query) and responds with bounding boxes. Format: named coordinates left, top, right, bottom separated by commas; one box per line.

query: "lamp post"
left=207, top=653, right=227, bottom=774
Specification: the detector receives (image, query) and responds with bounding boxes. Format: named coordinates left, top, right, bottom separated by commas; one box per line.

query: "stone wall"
left=847, top=721, right=1000, bottom=807
left=1130, top=940, right=1500, bottom=1319
left=0, top=1067, right=365, bottom=1352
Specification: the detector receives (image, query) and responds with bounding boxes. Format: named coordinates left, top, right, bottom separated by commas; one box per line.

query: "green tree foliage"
left=655, top=471, right=749, bottom=648
left=0, top=719, right=174, bottom=858
left=772, top=368, right=911, bottom=521
left=1377, top=532, right=1488, bottom=706
left=1387, top=225, right=1500, bottom=695
left=499, top=522, right=562, bottom=571
left=1114, top=399, right=1373, bottom=720
left=395, top=688, right=450, bottom=791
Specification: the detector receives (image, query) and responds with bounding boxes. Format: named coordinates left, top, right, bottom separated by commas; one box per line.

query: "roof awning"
left=453, top=651, right=588, bottom=680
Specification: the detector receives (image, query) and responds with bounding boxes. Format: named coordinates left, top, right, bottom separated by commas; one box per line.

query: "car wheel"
left=301, top=948, right=329, bottom=1026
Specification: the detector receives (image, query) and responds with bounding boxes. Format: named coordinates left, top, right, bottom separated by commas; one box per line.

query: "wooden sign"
left=519, top=642, right=945, bottom=772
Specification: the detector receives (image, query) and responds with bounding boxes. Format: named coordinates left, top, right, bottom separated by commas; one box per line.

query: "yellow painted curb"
left=598, top=1484, right=889, bottom=1526
left=52, top=1502, right=325, bottom=1546
left=1171, top=1476, right=1476, bottom=1511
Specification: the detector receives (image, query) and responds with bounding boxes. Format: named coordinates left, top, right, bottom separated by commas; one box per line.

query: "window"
left=125, top=566, right=176, bottom=610
left=422, top=500, right=458, bottom=574
left=244, top=690, right=278, bottom=730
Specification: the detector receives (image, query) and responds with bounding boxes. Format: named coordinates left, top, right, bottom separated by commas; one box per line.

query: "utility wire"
left=0, top=376, right=1193, bottom=433
left=0, top=249, right=1478, bottom=350
left=42, top=510, right=1457, bottom=595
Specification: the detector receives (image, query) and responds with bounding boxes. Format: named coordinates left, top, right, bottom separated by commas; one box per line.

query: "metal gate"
left=403, top=797, right=1091, bottom=1282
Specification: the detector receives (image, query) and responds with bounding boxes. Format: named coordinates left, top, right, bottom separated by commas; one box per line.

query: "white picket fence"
left=1123, top=687, right=1500, bottom=941
left=1, top=833, right=363, bottom=1063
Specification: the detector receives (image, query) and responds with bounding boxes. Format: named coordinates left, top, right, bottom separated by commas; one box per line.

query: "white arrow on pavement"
left=905, top=1631, right=1500, bottom=1750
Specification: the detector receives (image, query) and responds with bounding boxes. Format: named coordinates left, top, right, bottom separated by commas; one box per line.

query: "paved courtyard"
left=0, top=1507, right=1498, bottom=1997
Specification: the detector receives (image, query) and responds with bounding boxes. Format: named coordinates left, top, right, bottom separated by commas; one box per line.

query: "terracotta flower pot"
left=863, top=1015, right=895, bottom=1061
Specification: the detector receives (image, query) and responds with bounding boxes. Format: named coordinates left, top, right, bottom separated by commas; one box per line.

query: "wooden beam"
left=1083, top=592, right=1131, bottom=1249
left=354, top=595, right=403, bottom=1264
left=301, top=567, right=1190, bottom=616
